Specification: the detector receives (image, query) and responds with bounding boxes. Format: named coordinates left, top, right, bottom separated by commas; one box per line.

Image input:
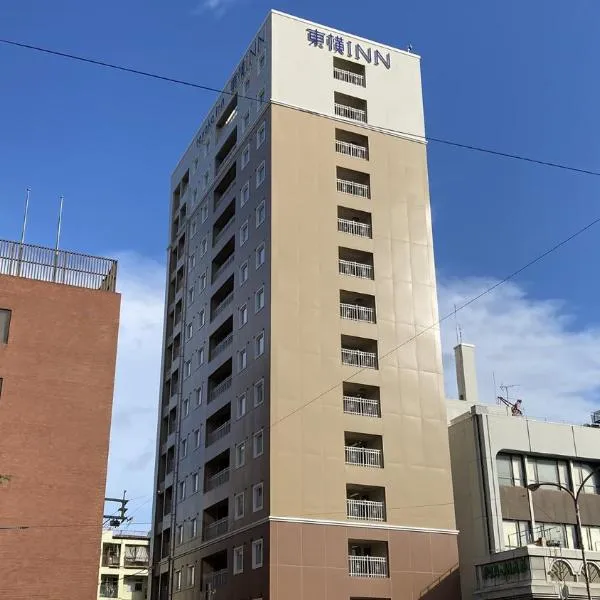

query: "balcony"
left=214, top=164, right=236, bottom=212
left=215, top=129, right=237, bottom=175
left=212, top=333, right=233, bottom=360
left=209, top=375, right=232, bottom=403
left=214, top=215, right=236, bottom=247
left=340, top=302, right=375, bottom=323
left=339, top=247, right=374, bottom=280
left=213, top=292, right=233, bottom=320
left=203, top=516, right=229, bottom=541
left=101, top=544, right=120, bottom=567
left=337, top=206, right=372, bottom=238
left=203, top=568, right=228, bottom=591
left=343, top=396, right=381, bottom=418
left=345, top=432, right=384, bottom=468
left=333, top=57, right=366, bottom=87
left=337, top=179, right=370, bottom=198
left=348, top=555, right=388, bottom=578
left=211, top=277, right=234, bottom=322
left=335, top=103, right=367, bottom=123
left=212, top=238, right=235, bottom=284
left=99, top=575, right=119, bottom=598
left=205, top=467, right=230, bottom=492
left=341, top=348, right=377, bottom=369
left=206, top=403, right=231, bottom=447
left=347, top=485, right=386, bottom=521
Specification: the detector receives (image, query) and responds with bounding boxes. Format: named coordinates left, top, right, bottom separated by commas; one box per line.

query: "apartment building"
left=151, top=11, right=459, bottom=600
left=0, top=239, right=120, bottom=599
left=448, top=344, right=600, bottom=599
left=99, top=529, right=150, bottom=599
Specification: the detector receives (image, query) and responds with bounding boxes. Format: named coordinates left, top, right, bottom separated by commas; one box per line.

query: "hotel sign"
left=481, top=556, right=529, bottom=581
left=306, top=28, right=391, bottom=69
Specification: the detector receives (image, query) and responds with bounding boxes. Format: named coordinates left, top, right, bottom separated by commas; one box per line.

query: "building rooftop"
left=0, top=239, right=117, bottom=293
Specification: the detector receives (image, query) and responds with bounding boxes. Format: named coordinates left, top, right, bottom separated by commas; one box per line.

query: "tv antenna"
left=497, top=384, right=524, bottom=416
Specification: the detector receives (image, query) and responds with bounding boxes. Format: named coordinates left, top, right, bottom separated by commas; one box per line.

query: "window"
left=255, top=286, right=265, bottom=312
left=252, top=538, right=264, bottom=569
left=234, top=492, right=245, bottom=519
left=198, top=346, right=205, bottom=365
left=200, top=272, right=207, bottom=290
left=239, top=304, right=248, bottom=327
left=258, top=52, right=266, bottom=74
left=188, top=254, right=196, bottom=273
left=235, top=441, right=246, bottom=468
left=537, top=522, right=576, bottom=549
left=178, top=480, right=186, bottom=501
left=573, top=462, right=600, bottom=494
left=496, top=453, right=524, bottom=487
left=186, top=322, right=193, bottom=340
left=193, top=471, right=200, bottom=492
left=201, top=200, right=208, bottom=222
left=252, top=482, right=264, bottom=512
left=177, top=524, right=184, bottom=544
left=188, top=286, right=195, bottom=304
left=195, top=386, right=202, bottom=406
left=238, top=348, right=247, bottom=372
left=203, top=140, right=210, bottom=157
left=255, top=201, right=265, bottom=227
left=182, top=397, right=190, bottom=417
left=199, top=308, right=206, bottom=327
left=502, top=520, right=530, bottom=549
left=241, top=144, right=250, bottom=169
left=241, top=182, right=250, bottom=206
left=583, top=525, right=600, bottom=551
left=527, top=456, right=570, bottom=488
left=244, top=80, right=250, bottom=95
left=193, top=157, right=199, bottom=173
left=254, top=379, right=264, bottom=407
left=188, top=565, right=195, bottom=586
left=192, top=188, right=198, bottom=205
left=233, top=545, right=244, bottom=574
left=184, top=360, right=192, bottom=378
left=256, top=161, right=265, bottom=188
left=242, top=110, right=250, bottom=132
left=200, top=237, right=208, bottom=256
left=203, top=170, right=209, bottom=189
left=175, top=570, right=182, bottom=591
left=256, top=122, right=266, bottom=148
left=255, top=243, right=266, bottom=268
left=240, top=261, right=249, bottom=285
left=257, top=88, right=265, bottom=112
left=253, top=429, right=264, bottom=457
left=181, top=438, right=188, bottom=458
left=240, top=220, right=249, bottom=246
left=191, top=518, right=198, bottom=538
left=236, top=393, right=247, bottom=419
left=191, top=220, right=197, bottom=237
left=194, top=429, right=201, bottom=449
left=255, top=331, right=265, bottom=357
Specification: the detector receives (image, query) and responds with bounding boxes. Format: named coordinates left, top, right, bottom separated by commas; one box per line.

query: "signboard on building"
left=481, top=556, right=529, bottom=581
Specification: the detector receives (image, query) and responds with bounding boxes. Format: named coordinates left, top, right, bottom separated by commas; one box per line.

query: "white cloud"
left=438, top=277, right=600, bottom=424
left=192, top=0, right=239, bottom=18
left=105, top=253, right=165, bottom=527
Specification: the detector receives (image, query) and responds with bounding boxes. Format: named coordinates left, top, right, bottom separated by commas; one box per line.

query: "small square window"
left=198, top=346, right=205, bottom=365
left=258, top=53, right=266, bottom=74
left=256, top=122, right=266, bottom=148
left=236, top=393, right=247, bottom=419
left=241, top=182, right=250, bottom=206
left=203, top=141, right=210, bottom=157
left=239, top=303, right=248, bottom=327
left=188, top=254, right=196, bottom=273
left=181, top=438, right=188, bottom=458
left=193, top=472, right=200, bottom=493
left=242, top=110, right=250, bottom=132
left=240, top=261, right=249, bottom=285
left=255, top=243, right=266, bottom=269
left=200, top=237, right=208, bottom=256
left=177, top=525, right=184, bottom=545
left=244, top=80, right=250, bottom=96
left=188, top=564, right=196, bottom=586
left=241, top=144, right=250, bottom=169
left=238, top=348, right=247, bottom=372
left=234, top=492, right=245, bottom=520
left=203, top=170, right=209, bottom=189
left=255, top=331, right=265, bottom=357
left=233, top=545, right=244, bottom=574
left=199, top=308, right=206, bottom=327
left=201, top=200, right=208, bottom=222
left=240, top=221, right=249, bottom=246
left=178, top=480, right=186, bottom=502
left=193, top=157, right=199, bottom=173
left=188, top=286, right=195, bottom=304
left=235, top=441, right=246, bottom=468
left=195, top=386, right=202, bottom=406
left=257, top=89, right=265, bottom=112
left=252, top=539, right=264, bottom=569
left=255, top=201, right=266, bottom=227
left=253, top=429, right=264, bottom=458
left=255, top=287, right=265, bottom=312
left=186, top=322, right=193, bottom=340
left=175, top=569, right=182, bottom=591
left=192, top=188, right=198, bottom=205
left=194, top=430, right=201, bottom=449
left=254, top=379, right=264, bottom=407
left=200, top=272, right=207, bottom=290
left=190, top=220, right=197, bottom=237
left=252, top=482, right=264, bottom=512
left=184, top=360, right=192, bottom=378
left=256, top=161, right=266, bottom=188
left=191, top=517, right=198, bottom=538
left=182, top=398, right=190, bottom=417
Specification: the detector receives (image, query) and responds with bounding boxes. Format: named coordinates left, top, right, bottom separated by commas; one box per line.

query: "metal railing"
left=340, top=303, right=375, bottom=323
left=203, top=568, right=228, bottom=590
left=212, top=292, right=234, bottom=321
left=342, top=348, right=377, bottom=368
left=206, top=420, right=231, bottom=447
left=213, top=216, right=236, bottom=246
left=345, top=446, right=383, bottom=467
left=205, top=467, right=230, bottom=492
left=102, top=555, right=120, bottom=567
left=343, top=396, right=381, bottom=418
left=335, top=139, right=368, bottom=159
left=337, top=217, right=372, bottom=238
left=99, top=581, right=119, bottom=598
left=208, top=376, right=232, bottom=403
left=216, top=143, right=237, bottom=174
left=348, top=555, right=388, bottom=578
left=333, top=67, right=366, bottom=87
left=214, top=179, right=236, bottom=212
left=211, top=333, right=233, bottom=360
left=203, top=517, right=230, bottom=541
left=338, top=259, right=373, bottom=279
left=337, top=178, right=370, bottom=198
left=347, top=499, right=385, bottom=521
left=212, top=253, right=235, bottom=282
left=0, top=239, right=117, bottom=292
left=335, top=103, right=367, bottom=123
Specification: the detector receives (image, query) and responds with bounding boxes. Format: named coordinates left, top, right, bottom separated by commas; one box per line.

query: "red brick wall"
left=0, top=274, right=120, bottom=600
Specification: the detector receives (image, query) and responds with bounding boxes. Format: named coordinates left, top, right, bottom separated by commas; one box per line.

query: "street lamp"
left=527, top=467, right=600, bottom=600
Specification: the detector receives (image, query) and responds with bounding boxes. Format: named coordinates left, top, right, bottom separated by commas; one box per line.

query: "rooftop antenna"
left=52, top=195, right=64, bottom=283
left=497, top=383, right=523, bottom=416
left=453, top=304, right=463, bottom=345
left=16, top=187, right=31, bottom=277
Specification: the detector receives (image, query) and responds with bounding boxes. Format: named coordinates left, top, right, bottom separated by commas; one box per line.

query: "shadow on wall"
left=419, top=565, right=461, bottom=600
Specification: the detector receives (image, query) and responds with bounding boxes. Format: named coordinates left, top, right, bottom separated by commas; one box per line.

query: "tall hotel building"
left=151, top=11, right=459, bottom=600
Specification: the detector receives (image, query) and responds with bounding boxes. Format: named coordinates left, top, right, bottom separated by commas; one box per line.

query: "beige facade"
left=151, top=11, right=459, bottom=600
left=99, top=530, right=149, bottom=600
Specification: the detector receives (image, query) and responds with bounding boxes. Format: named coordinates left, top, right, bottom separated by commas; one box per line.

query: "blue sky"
left=2, top=0, right=600, bottom=523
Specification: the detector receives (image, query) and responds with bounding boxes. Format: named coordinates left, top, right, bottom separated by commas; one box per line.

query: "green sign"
left=482, top=557, right=529, bottom=580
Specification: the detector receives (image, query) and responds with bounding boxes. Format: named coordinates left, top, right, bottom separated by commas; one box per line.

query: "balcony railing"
left=345, top=446, right=383, bottom=468
left=348, top=555, right=388, bottom=578
left=333, top=67, right=365, bottom=87
left=343, top=396, right=381, bottom=418
left=216, top=143, right=237, bottom=174
left=203, top=568, right=228, bottom=590
left=213, top=254, right=235, bottom=282
left=336, top=178, right=370, bottom=198
left=336, top=139, right=368, bottom=159
left=339, top=259, right=373, bottom=279
left=208, top=376, right=232, bottom=403
left=102, top=555, right=120, bottom=568
left=337, top=217, right=372, bottom=238
left=214, top=179, right=236, bottom=212
left=214, top=216, right=236, bottom=246
left=99, top=582, right=119, bottom=598
left=335, top=103, right=367, bottom=123
left=212, top=333, right=233, bottom=360
left=203, top=517, right=230, bottom=541
left=205, top=467, right=230, bottom=492
left=341, top=348, right=378, bottom=369
left=212, top=292, right=234, bottom=321
left=340, top=303, right=375, bottom=323
left=347, top=499, right=385, bottom=521
left=206, top=420, right=231, bottom=447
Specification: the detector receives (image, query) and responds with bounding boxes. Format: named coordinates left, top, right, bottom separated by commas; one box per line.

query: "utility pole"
left=104, top=490, right=131, bottom=527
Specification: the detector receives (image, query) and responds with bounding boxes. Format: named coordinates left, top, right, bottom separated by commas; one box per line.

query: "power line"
left=2, top=37, right=600, bottom=178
